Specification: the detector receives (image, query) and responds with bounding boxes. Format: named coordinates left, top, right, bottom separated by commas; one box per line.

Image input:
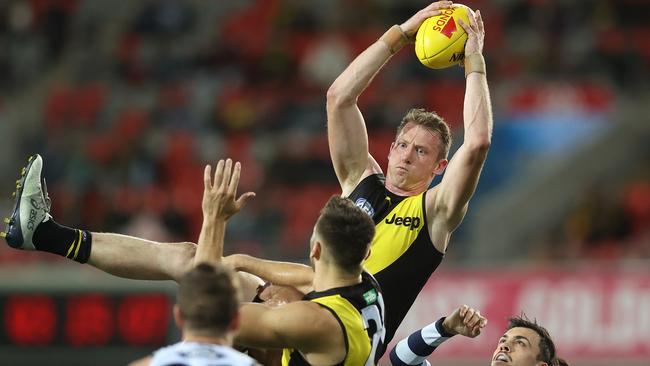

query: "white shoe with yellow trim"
left=2, top=154, right=51, bottom=250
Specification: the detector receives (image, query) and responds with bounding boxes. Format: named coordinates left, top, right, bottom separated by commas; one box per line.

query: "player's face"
left=491, top=327, right=546, bottom=366
left=387, top=122, right=445, bottom=192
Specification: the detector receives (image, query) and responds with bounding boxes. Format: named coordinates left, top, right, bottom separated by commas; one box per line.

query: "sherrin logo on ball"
left=415, top=4, right=471, bottom=69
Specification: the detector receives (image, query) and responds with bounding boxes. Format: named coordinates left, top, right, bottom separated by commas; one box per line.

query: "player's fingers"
left=466, top=311, right=478, bottom=327
left=204, top=165, right=212, bottom=190
left=464, top=308, right=476, bottom=325
left=476, top=10, right=484, bottom=33
left=236, top=192, right=256, bottom=210
left=213, top=160, right=225, bottom=192
left=480, top=317, right=488, bottom=328
left=228, top=161, right=241, bottom=196
left=468, top=310, right=482, bottom=328
left=469, top=9, right=479, bottom=31
left=472, top=325, right=482, bottom=336
left=422, top=10, right=442, bottom=19
left=459, top=304, right=468, bottom=318
left=221, top=158, right=233, bottom=190
left=430, top=1, right=453, bottom=10
left=457, top=18, right=471, bottom=34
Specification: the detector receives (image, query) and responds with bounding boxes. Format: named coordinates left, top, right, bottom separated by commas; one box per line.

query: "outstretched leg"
left=2, top=155, right=272, bottom=288
left=2, top=154, right=196, bottom=282
left=89, top=233, right=196, bottom=281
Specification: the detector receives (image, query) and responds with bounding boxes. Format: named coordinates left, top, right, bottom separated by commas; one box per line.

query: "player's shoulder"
left=344, top=171, right=385, bottom=197
left=151, top=341, right=258, bottom=366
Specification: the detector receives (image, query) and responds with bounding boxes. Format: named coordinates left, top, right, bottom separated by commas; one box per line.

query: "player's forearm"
left=230, top=254, right=314, bottom=291
left=194, top=217, right=226, bottom=266
left=389, top=317, right=454, bottom=365
left=326, top=36, right=395, bottom=106
left=462, top=56, right=492, bottom=150
left=431, top=64, right=491, bottom=222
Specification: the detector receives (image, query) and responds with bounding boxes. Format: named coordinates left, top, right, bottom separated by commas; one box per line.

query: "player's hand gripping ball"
left=415, top=4, right=471, bottom=69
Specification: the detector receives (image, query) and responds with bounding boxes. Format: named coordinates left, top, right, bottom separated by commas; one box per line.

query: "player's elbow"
left=467, top=135, right=491, bottom=155
left=170, top=242, right=198, bottom=282
left=326, top=84, right=357, bottom=108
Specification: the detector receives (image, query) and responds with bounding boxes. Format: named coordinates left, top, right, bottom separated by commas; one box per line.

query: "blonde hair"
left=397, top=108, right=452, bottom=159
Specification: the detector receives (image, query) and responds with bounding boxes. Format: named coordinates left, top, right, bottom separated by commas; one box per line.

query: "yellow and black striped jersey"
left=348, top=174, right=444, bottom=348
left=281, top=272, right=385, bottom=366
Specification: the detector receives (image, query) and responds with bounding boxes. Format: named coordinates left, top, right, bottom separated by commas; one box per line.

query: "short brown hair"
left=315, top=196, right=375, bottom=274
left=397, top=108, right=452, bottom=159
left=177, top=263, right=241, bottom=335
left=507, top=315, right=567, bottom=366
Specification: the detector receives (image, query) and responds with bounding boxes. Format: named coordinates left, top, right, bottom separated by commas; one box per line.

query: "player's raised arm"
left=225, top=254, right=314, bottom=294
left=236, top=301, right=344, bottom=362
left=390, top=304, right=487, bottom=365
left=327, top=2, right=453, bottom=195
left=430, top=9, right=492, bottom=232
left=194, top=159, right=255, bottom=266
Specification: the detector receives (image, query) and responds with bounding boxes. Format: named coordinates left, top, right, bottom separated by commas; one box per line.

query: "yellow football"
left=415, top=5, right=471, bottom=69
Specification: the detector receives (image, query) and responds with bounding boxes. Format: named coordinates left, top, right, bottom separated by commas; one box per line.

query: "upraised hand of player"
left=203, top=158, right=256, bottom=220
left=442, top=304, right=487, bottom=338
left=399, top=1, right=454, bottom=40
left=457, top=8, right=484, bottom=55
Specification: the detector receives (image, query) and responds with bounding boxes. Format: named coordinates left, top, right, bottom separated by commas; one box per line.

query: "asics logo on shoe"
left=30, top=198, right=43, bottom=210
left=27, top=198, right=43, bottom=230
left=28, top=208, right=37, bottom=230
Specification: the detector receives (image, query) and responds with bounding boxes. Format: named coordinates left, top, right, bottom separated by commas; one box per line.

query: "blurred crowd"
left=534, top=164, right=650, bottom=262
left=0, top=0, right=648, bottom=264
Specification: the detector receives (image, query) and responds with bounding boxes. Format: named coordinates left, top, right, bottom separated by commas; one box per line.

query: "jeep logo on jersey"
left=355, top=198, right=375, bottom=217
left=384, top=214, right=421, bottom=230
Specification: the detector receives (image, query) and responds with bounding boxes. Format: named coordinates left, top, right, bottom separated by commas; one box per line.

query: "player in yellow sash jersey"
left=325, top=0, right=491, bottom=348
left=222, top=1, right=492, bottom=352
left=194, top=159, right=385, bottom=365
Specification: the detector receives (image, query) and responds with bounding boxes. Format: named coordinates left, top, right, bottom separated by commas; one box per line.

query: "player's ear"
left=173, top=304, right=184, bottom=329
left=433, top=158, right=448, bottom=176
left=364, top=247, right=371, bottom=260
left=310, top=241, right=322, bottom=260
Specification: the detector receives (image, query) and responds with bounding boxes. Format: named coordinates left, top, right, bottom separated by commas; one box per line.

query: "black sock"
left=32, top=219, right=92, bottom=264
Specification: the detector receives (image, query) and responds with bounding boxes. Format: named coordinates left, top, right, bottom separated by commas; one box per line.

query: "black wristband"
left=435, top=317, right=456, bottom=338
